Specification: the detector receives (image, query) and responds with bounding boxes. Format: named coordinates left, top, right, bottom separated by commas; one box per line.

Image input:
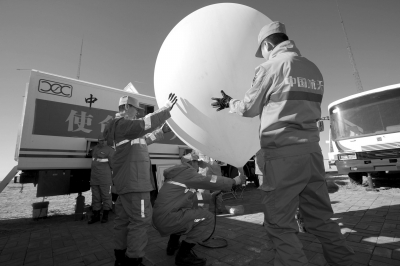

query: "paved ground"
left=1, top=181, right=400, bottom=266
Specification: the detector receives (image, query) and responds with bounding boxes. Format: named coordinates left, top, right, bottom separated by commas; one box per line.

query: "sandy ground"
left=324, top=172, right=400, bottom=194
left=0, top=181, right=92, bottom=238
left=1, top=172, right=399, bottom=236
left=0, top=182, right=91, bottom=222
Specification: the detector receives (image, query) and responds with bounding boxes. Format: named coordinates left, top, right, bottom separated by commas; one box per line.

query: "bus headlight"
left=339, top=153, right=357, bottom=160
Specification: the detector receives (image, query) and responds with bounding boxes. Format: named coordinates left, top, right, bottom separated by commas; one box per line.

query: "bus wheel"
left=348, top=173, right=362, bottom=185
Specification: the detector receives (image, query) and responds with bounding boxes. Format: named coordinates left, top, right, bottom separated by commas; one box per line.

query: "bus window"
left=330, top=88, right=400, bottom=140
left=378, top=97, right=400, bottom=133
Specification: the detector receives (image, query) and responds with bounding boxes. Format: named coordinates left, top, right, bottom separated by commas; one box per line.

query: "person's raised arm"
left=122, top=93, right=178, bottom=140
left=144, top=122, right=173, bottom=145
left=211, top=66, right=271, bottom=117
left=144, top=124, right=168, bottom=146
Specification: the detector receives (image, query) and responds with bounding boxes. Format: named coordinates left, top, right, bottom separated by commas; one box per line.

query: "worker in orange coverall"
left=152, top=151, right=246, bottom=266
left=88, top=134, right=115, bottom=224
left=104, top=94, right=178, bottom=266
left=211, top=21, right=354, bottom=266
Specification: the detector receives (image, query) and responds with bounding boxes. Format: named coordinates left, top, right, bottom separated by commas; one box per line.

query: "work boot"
left=88, top=210, right=100, bottom=224
left=114, top=249, right=126, bottom=266
left=166, top=234, right=180, bottom=256
left=124, top=257, right=144, bottom=266
left=101, top=210, right=109, bottom=223
left=175, top=241, right=206, bottom=266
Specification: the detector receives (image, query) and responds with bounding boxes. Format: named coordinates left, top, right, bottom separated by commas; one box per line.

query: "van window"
left=137, top=104, right=154, bottom=118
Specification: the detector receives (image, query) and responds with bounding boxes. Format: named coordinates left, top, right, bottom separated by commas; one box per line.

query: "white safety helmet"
left=181, top=150, right=200, bottom=163
left=119, top=95, right=143, bottom=110
left=255, top=21, right=286, bottom=58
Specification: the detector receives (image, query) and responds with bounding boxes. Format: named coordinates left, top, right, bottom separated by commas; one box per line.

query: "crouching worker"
left=153, top=151, right=246, bottom=266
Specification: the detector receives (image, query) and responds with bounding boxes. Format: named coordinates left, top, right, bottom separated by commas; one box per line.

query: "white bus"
left=327, top=83, right=400, bottom=184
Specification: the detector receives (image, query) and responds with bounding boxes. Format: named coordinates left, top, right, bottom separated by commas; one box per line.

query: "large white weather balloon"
left=154, top=3, right=271, bottom=167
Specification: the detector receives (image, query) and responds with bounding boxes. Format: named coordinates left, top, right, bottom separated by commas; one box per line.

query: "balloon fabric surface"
left=154, top=3, right=271, bottom=167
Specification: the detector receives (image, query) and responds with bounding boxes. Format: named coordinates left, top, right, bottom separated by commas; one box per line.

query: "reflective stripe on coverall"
left=90, top=145, right=115, bottom=211
left=114, top=192, right=152, bottom=258
left=104, top=107, right=171, bottom=259
left=255, top=150, right=264, bottom=187
left=153, top=163, right=235, bottom=243
left=198, top=159, right=223, bottom=212
left=91, top=184, right=112, bottom=211
left=229, top=40, right=354, bottom=265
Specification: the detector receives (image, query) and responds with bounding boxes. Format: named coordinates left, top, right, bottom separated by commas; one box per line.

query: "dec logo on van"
left=38, top=79, right=73, bottom=98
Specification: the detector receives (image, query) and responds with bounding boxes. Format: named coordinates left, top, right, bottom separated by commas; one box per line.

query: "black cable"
left=202, top=191, right=220, bottom=242
left=198, top=191, right=228, bottom=248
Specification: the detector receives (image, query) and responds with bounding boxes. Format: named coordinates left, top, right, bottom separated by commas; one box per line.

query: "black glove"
left=211, top=90, right=232, bottom=111
left=162, top=123, right=171, bottom=133
left=167, top=93, right=178, bottom=110
left=211, top=190, right=221, bottom=202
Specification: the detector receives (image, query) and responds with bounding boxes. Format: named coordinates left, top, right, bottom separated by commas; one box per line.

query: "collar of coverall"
left=268, top=40, right=301, bottom=60
left=181, top=162, right=198, bottom=171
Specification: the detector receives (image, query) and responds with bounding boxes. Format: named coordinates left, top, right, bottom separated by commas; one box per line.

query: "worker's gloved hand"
left=162, top=123, right=171, bottom=133
left=211, top=190, right=221, bottom=202
left=211, top=90, right=232, bottom=111
left=237, top=167, right=245, bottom=176
left=233, top=167, right=246, bottom=185
left=165, top=93, right=178, bottom=110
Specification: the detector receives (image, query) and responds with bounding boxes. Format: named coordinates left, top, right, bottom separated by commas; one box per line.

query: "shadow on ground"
left=1, top=177, right=400, bottom=265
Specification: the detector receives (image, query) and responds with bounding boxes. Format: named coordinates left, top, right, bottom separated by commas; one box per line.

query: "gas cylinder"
left=75, top=192, right=85, bottom=221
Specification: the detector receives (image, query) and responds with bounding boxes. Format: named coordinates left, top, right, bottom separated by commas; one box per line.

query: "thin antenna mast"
left=77, top=38, right=84, bottom=80
left=335, top=0, right=364, bottom=93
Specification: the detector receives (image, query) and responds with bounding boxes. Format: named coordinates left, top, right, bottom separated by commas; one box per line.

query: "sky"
left=1, top=0, right=399, bottom=180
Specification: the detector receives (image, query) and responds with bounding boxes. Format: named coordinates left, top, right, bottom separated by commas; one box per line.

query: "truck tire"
left=371, top=171, right=386, bottom=178
left=348, top=173, right=363, bottom=185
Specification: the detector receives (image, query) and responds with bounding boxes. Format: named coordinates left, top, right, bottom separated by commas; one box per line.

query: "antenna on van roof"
left=77, top=38, right=84, bottom=80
